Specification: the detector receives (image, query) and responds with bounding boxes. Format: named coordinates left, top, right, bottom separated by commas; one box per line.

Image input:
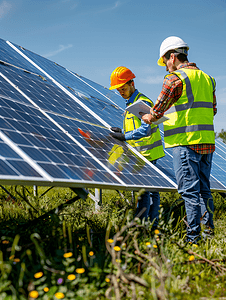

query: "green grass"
left=0, top=186, right=226, bottom=299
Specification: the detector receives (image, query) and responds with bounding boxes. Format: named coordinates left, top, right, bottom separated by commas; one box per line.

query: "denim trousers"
left=135, top=190, right=160, bottom=223
left=135, top=161, right=160, bottom=227
left=173, top=146, right=214, bottom=242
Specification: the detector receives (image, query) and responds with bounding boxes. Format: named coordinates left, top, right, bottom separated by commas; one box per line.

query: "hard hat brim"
left=109, top=82, right=127, bottom=90
left=157, top=56, right=166, bottom=67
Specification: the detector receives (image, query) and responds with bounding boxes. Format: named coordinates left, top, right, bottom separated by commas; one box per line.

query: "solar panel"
left=0, top=42, right=177, bottom=191
left=0, top=37, right=225, bottom=192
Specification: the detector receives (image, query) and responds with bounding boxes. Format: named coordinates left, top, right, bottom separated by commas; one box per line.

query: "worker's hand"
left=110, top=127, right=122, bottom=133
left=140, top=112, right=152, bottom=124
left=109, top=132, right=126, bottom=141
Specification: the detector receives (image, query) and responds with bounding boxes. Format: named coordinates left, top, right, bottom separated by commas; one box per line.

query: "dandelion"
left=105, top=277, right=110, bottom=283
left=9, top=255, right=14, bottom=260
left=89, top=251, right=94, bottom=256
left=55, top=292, right=65, bottom=299
left=146, top=242, right=151, bottom=246
left=13, top=258, right=20, bottom=263
left=29, top=290, right=39, bottom=299
left=76, top=268, right=85, bottom=274
left=116, top=259, right=121, bottom=263
left=63, top=252, right=73, bottom=258
left=34, top=271, right=43, bottom=279
left=154, top=229, right=160, bottom=235
left=192, top=244, right=198, bottom=248
left=189, top=255, right=195, bottom=261
left=44, top=287, right=49, bottom=292
left=153, top=245, right=158, bottom=249
left=107, top=239, right=114, bottom=244
left=67, top=274, right=76, bottom=280
left=113, top=246, right=121, bottom=252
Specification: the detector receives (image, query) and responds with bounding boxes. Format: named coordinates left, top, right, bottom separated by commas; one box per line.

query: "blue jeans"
left=135, top=160, right=160, bottom=226
left=135, top=190, right=160, bottom=225
left=173, top=146, right=214, bottom=242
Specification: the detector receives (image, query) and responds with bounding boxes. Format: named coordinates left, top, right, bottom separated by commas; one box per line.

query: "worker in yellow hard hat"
left=141, top=36, right=217, bottom=243
left=109, top=66, right=165, bottom=226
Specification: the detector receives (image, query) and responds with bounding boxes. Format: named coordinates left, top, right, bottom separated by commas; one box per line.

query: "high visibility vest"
left=164, top=68, right=215, bottom=148
left=123, top=93, right=165, bottom=161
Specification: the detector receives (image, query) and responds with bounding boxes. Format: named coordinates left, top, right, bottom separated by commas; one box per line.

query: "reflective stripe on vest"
left=124, top=92, right=165, bottom=161
left=134, top=139, right=163, bottom=152
left=164, top=68, right=215, bottom=148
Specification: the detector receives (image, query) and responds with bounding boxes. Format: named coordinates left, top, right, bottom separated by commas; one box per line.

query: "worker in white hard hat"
left=141, top=36, right=217, bottom=244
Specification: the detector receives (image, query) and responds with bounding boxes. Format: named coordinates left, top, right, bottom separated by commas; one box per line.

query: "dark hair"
left=164, top=48, right=188, bottom=63
left=126, top=79, right=134, bottom=85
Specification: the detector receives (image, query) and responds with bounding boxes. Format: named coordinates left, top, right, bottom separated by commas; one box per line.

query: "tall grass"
left=0, top=186, right=226, bottom=299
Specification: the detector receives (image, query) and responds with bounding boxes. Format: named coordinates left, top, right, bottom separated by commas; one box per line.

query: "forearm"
left=124, top=122, right=152, bottom=140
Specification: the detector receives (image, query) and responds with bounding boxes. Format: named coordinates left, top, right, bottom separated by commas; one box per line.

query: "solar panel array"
left=0, top=38, right=225, bottom=192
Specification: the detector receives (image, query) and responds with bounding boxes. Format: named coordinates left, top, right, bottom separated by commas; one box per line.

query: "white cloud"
left=44, top=44, right=73, bottom=58
left=140, top=75, right=164, bottom=85
left=0, top=1, right=12, bottom=18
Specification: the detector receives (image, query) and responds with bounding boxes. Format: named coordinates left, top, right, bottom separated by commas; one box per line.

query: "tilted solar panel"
left=0, top=52, right=176, bottom=191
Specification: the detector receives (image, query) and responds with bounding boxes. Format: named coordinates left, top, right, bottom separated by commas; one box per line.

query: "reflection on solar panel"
left=0, top=37, right=225, bottom=192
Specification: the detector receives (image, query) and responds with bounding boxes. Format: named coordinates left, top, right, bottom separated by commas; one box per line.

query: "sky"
left=0, top=0, right=225, bottom=133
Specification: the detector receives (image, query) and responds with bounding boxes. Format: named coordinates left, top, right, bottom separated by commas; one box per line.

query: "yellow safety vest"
left=164, top=68, right=215, bottom=148
left=123, top=93, right=165, bottom=161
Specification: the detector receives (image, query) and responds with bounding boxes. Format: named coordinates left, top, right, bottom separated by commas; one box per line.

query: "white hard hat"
left=157, top=36, right=189, bottom=66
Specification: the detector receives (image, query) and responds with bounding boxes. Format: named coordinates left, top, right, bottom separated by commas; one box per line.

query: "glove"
left=110, top=127, right=122, bottom=133
left=109, top=132, right=126, bottom=141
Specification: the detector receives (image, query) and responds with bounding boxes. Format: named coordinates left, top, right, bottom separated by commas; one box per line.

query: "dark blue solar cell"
left=9, top=160, right=41, bottom=177
left=0, top=142, right=20, bottom=158
left=20, top=146, right=51, bottom=162
left=0, top=160, right=19, bottom=175
left=39, top=163, right=71, bottom=179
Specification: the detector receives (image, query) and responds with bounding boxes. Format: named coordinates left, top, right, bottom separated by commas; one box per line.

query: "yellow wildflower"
left=13, top=258, right=20, bottom=263
left=105, top=277, right=110, bottom=283
left=9, top=255, right=14, bottom=260
left=189, top=255, right=195, bottom=261
left=44, top=287, right=49, bottom=292
left=192, top=244, right=198, bottom=248
left=29, top=290, right=39, bottom=299
left=55, top=292, right=65, bottom=299
left=154, top=229, right=160, bottom=235
left=34, top=271, right=43, bottom=279
left=113, top=246, right=121, bottom=252
left=116, top=259, right=121, bottom=263
left=146, top=242, right=151, bottom=246
left=76, top=268, right=85, bottom=274
left=89, top=251, right=94, bottom=256
left=153, top=245, right=158, bottom=249
left=107, top=239, right=114, bottom=244
left=63, top=252, right=73, bottom=258
left=67, top=274, right=76, bottom=280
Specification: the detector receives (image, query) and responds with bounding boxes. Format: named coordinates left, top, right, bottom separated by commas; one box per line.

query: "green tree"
left=217, top=129, right=226, bottom=143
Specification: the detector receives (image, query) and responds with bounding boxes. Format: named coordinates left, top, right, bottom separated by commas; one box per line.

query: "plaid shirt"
left=152, top=63, right=217, bottom=154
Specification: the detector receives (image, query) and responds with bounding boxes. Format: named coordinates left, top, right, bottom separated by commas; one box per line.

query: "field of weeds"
left=0, top=185, right=226, bottom=300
